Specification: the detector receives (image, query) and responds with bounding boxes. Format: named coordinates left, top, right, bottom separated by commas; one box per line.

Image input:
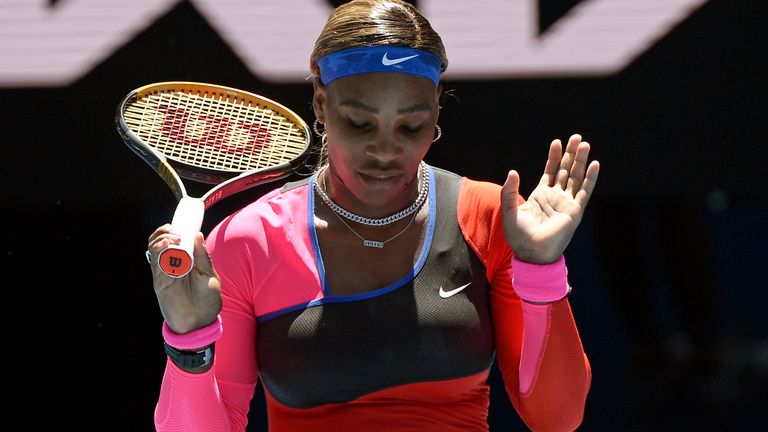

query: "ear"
left=312, top=78, right=327, bottom=122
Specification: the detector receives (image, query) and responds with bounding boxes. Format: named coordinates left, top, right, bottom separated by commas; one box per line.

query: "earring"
left=432, top=125, right=442, bottom=142
left=313, top=119, right=325, bottom=137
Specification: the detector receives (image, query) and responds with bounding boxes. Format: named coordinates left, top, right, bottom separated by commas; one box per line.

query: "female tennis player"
left=147, top=1, right=598, bottom=430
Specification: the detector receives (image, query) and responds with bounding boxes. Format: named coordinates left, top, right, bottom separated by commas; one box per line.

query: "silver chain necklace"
left=314, top=162, right=429, bottom=227
left=329, top=201, right=420, bottom=248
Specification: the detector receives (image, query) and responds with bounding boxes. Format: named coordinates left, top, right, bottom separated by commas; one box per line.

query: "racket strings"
left=123, top=88, right=308, bottom=172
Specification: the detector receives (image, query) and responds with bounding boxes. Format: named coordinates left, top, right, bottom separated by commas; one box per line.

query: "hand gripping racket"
left=116, top=81, right=312, bottom=278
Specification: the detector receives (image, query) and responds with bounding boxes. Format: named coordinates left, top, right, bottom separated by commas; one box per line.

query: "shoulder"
left=207, top=177, right=311, bottom=252
left=459, top=177, right=503, bottom=211
left=427, top=165, right=502, bottom=218
left=430, top=166, right=498, bottom=199
left=441, top=171, right=511, bottom=265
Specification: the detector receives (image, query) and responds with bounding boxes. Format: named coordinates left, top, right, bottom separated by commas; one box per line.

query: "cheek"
left=324, top=114, right=359, bottom=145
left=324, top=133, right=361, bottom=168
left=409, top=130, right=436, bottom=154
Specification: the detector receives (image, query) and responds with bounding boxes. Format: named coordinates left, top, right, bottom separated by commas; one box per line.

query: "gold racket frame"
left=120, top=81, right=312, bottom=184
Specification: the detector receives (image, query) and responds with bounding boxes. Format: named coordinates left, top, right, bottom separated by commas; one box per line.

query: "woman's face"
left=313, top=72, right=439, bottom=217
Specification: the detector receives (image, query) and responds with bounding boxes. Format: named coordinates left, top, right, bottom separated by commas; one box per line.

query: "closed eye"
left=401, top=123, right=424, bottom=134
left=348, top=119, right=372, bottom=130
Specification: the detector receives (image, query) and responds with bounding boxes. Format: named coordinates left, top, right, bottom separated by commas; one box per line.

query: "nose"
left=365, top=131, right=402, bottom=163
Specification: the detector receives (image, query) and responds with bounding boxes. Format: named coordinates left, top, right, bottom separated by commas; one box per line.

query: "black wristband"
left=164, top=342, right=215, bottom=370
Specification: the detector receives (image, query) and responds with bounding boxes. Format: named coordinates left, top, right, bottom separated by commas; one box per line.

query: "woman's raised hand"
left=500, top=134, right=600, bottom=263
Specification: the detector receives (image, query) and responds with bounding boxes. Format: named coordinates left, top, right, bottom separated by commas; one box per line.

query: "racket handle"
left=158, top=197, right=205, bottom=278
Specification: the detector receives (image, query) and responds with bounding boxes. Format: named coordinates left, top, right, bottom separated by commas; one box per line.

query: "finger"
left=556, top=134, right=582, bottom=189
left=148, top=231, right=181, bottom=253
left=501, top=170, right=522, bottom=222
left=566, top=141, right=591, bottom=196
left=540, top=139, right=562, bottom=187
left=574, top=160, right=600, bottom=209
left=147, top=223, right=173, bottom=243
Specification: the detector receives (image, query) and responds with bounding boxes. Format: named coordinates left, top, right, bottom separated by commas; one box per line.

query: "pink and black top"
left=154, top=165, right=591, bottom=431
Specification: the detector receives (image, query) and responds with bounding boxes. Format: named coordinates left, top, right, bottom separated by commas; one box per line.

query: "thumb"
left=501, top=170, right=521, bottom=216
left=192, top=232, right=215, bottom=276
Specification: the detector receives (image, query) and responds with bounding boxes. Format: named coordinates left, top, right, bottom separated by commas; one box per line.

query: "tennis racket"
left=116, top=81, right=313, bottom=278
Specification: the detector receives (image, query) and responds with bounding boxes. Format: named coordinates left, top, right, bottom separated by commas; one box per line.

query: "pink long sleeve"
left=153, top=304, right=260, bottom=431
left=153, top=185, right=310, bottom=430
left=155, top=361, right=232, bottom=431
left=154, top=306, right=259, bottom=431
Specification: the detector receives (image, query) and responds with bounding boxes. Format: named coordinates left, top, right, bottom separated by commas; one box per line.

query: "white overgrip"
left=159, top=197, right=205, bottom=277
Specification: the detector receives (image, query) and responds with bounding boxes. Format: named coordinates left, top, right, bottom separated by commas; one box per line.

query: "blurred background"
left=2, top=0, right=766, bottom=430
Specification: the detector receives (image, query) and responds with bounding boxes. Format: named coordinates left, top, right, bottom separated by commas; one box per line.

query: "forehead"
left=325, top=72, right=438, bottom=107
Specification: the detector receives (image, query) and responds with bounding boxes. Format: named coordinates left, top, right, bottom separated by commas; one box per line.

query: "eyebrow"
left=339, top=99, right=433, bottom=114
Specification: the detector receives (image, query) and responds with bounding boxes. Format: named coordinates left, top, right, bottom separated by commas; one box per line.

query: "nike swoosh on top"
left=381, top=52, right=419, bottom=66
left=439, top=282, right=472, bottom=299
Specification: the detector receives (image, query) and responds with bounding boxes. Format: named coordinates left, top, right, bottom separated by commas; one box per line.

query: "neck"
left=316, top=162, right=428, bottom=227
left=320, top=163, right=424, bottom=220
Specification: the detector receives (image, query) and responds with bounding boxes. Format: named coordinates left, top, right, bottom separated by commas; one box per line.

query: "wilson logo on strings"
left=156, top=105, right=272, bottom=154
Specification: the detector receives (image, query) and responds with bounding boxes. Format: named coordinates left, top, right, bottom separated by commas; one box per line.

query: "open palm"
left=501, top=134, right=600, bottom=264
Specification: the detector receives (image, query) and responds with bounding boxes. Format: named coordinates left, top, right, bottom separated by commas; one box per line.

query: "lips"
left=358, top=170, right=403, bottom=189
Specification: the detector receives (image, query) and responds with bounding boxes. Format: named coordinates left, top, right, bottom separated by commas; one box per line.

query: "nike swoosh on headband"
left=382, top=52, right=419, bottom=66
left=439, top=282, right=472, bottom=299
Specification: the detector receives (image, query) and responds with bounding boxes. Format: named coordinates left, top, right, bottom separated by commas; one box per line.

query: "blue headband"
left=316, top=46, right=442, bottom=87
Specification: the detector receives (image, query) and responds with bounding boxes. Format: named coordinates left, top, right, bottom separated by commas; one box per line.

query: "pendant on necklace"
left=362, top=239, right=385, bottom=248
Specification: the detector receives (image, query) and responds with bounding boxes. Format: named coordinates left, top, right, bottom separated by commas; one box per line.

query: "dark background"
left=3, top=0, right=766, bottom=430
